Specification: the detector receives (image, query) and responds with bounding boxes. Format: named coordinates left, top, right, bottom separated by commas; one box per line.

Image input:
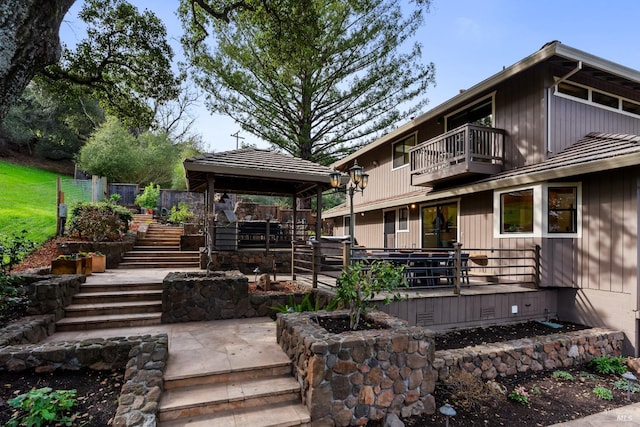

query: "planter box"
left=277, top=310, right=437, bottom=425
left=81, top=256, right=92, bottom=276
left=92, top=255, right=106, bottom=273
left=51, top=259, right=82, bottom=275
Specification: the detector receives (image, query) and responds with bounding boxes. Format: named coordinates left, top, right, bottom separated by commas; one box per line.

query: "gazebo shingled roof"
left=183, top=148, right=339, bottom=198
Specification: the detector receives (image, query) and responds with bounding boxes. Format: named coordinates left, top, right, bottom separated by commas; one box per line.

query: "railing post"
left=533, top=244, right=541, bottom=288
left=312, top=241, right=318, bottom=289
left=343, top=241, right=351, bottom=269
left=291, top=241, right=296, bottom=281
left=265, top=219, right=271, bottom=252
left=453, top=242, right=462, bottom=295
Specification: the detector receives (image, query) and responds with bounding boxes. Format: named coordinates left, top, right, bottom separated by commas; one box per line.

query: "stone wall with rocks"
left=433, top=328, right=624, bottom=381
left=277, top=310, right=437, bottom=426
left=17, top=274, right=85, bottom=320
left=0, top=315, right=55, bottom=347
left=0, top=323, right=168, bottom=427
left=56, top=236, right=136, bottom=269
left=162, top=270, right=326, bottom=322
left=201, top=249, right=292, bottom=274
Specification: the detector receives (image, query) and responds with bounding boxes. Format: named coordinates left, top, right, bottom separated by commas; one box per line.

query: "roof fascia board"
left=185, top=162, right=330, bottom=184
left=324, top=153, right=640, bottom=218
left=335, top=43, right=640, bottom=169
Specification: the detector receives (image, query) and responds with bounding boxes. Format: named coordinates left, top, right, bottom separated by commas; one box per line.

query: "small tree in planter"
left=335, top=260, right=408, bottom=330
left=135, top=182, right=160, bottom=213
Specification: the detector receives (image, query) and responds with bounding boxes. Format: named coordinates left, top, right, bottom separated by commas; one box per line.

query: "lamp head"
left=349, top=160, right=363, bottom=184
left=359, top=172, right=369, bottom=190
left=329, top=170, right=341, bottom=188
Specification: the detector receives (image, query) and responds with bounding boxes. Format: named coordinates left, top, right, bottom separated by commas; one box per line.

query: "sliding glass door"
left=421, top=202, right=458, bottom=248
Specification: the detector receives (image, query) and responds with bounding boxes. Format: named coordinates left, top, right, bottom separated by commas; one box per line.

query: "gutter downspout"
left=547, top=61, right=583, bottom=153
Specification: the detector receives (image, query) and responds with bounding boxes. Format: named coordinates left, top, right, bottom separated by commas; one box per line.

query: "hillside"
left=0, top=160, right=88, bottom=244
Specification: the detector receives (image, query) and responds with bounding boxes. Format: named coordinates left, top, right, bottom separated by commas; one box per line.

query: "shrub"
left=135, top=182, right=160, bottom=210
left=552, top=370, right=574, bottom=381
left=167, top=202, right=194, bottom=225
left=272, top=293, right=320, bottom=314
left=508, top=386, right=530, bottom=406
left=334, top=260, right=408, bottom=330
left=0, top=230, right=35, bottom=274
left=589, top=355, right=628, bottom=375
left=7, top=387, right=77, bottom=427
left=592, top=386, right=613, bottom=400
left=68, top=202, right=132, bottom=241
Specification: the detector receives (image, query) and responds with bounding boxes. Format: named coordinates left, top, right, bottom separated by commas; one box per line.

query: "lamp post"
left=329, top=160, right=369, bottom=247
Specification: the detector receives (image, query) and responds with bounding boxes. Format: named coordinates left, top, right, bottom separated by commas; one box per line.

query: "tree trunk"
left=0, top=0, right=75, bottom=123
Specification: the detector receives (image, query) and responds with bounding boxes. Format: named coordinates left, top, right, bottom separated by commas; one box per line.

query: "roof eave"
left=333, top=42, right=640, bottom=169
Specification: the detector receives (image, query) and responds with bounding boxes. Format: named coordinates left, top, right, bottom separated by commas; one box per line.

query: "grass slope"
left=0, top=160, right=69, bottom=244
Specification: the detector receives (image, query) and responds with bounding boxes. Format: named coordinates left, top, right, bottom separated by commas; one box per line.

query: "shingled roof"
left=183, top=148, right=339, bottom=197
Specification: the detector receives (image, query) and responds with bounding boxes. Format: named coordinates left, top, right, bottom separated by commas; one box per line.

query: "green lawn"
left=0, top=160, right=76, bottom=244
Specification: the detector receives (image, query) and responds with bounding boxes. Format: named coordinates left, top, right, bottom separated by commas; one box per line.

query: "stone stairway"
left=55, top=278, right=163, bottom=331
left=119, top=221, right=200, bottom=269
left=158, top=354, right=310, bottom=427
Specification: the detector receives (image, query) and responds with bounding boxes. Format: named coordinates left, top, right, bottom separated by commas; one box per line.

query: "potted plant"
left=135, top=182, right=160, bottom=214
left=51, top=254, right=82, bottom=275
left=90, top=251, right=106, bottom=273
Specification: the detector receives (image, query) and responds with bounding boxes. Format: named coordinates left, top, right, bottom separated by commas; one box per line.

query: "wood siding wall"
left=550, top=96, right=640, bottom=153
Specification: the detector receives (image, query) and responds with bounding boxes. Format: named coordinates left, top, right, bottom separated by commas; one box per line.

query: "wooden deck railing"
left=292, top=241, right=541, bottom=293
left=409, top=124, right=505, bottom=183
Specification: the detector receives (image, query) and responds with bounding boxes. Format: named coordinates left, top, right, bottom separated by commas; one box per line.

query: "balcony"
left=410, top=124, right=505, bottom=187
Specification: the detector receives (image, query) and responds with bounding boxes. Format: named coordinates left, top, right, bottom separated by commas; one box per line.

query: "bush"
left=7, top=387, right=77, bottom=427
left=334, top=260, right=408, bottom=330
left=68, top=202, right=132, bottom=241
left=167, top=202, right=194, bottom=224
left=589, top=355, right=628, bottom=375
left=135, top=182, right=160, bottom=210
left=0, top=231, right=33, bottom=325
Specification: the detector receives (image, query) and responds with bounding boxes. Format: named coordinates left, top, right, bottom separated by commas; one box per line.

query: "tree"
left=179, top=0, right=434, bottom=164
left=0, top=0, right=75, bottom=123
left=2, top=80, right=104, bottom=159
left=42, top=0, right=180, bottom=129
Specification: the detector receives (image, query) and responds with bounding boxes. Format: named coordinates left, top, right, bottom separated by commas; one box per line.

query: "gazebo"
left=183, top=148, right=342, bottom=269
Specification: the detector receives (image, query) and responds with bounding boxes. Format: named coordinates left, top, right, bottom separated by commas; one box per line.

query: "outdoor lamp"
left=439, top=403, right=456, bottom=427
left=359, top=172, right=369, bottom=190
left=329, top=170, right=342, bottom=188
left=349, top=160, right=363, bottom=184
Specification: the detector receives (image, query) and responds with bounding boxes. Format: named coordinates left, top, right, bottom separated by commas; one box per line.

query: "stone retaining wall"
left=277, top=310, right=437, bottom=426
left=162, top=270, right=328, bottom=322
left=202, top=249, right=292, bottom=274
left=16, top=274, right=85, bottom=321
left=433, top=328, right=624, bottom=381
left=0, top=318, right=168, bottom=427
left=56, top=236, right=136, bottom=269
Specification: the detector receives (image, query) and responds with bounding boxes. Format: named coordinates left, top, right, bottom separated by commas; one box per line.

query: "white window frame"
left=444, top=92, right=496, bottom=130
left=391, top=132, right=418, bottom=170
left=553, top=80, right=640, bottom=119
left=493, top=182, right=582, bottom=238
left=343, top=215, right=352, bottom=237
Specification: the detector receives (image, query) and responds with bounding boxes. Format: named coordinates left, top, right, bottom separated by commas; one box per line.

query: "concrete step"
left=80, top=282, right=163, bottom=293
left=158, top=400, right=311, bottom=427
left=63, top=300, right=162, bottom=317
left=158, top=376, right=302, bottom=422
left=131, top=245, right=181, bottom=251
left=72, top=290, right=162, bottom=304
left=117, top=261, right=200, bottom=269
left=123, top=251, right=199, bottom=258
left=121, top=257, right=199, bottom=265
left=136, top=239, right=181, bottom=245
left=164, top=362, right=292, bottom=390
left=55, top=312, right=162, bottom=331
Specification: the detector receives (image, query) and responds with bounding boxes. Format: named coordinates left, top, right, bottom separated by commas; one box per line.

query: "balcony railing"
left=410, top=124, right=505, bottom=187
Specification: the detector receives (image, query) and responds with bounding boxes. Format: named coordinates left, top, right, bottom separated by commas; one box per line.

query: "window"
left=555, top=80, right=640, bottom=118
left=548, top=187, right=577, bottom=234
left=494, top=183, right=581, bottom=238
left=500, top=189, right=534, bottom=233
left=557, top=82, right=588, bottom=100
left=398, top=207, right=409, bottom=231
left=343, top=215, right=351, bottom=236
left=392, top=134, right=416, bottom=168
left=446, top=95, right=494, bottom=131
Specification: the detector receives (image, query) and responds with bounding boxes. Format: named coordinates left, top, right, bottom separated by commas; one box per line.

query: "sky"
left=59, top=0, right=640, bottom=154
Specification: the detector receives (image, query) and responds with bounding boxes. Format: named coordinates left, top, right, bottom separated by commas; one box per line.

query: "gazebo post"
left=291, top=193, right=297, bottom=280
left=206, top=176, right=216, bottom=269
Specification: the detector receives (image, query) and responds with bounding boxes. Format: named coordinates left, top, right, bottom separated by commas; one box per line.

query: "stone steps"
left=71, top=290, right=162, bottom=304
left=63, top=300, right=162, bottom=317
left=55, top=312, right=162, bottom=331
left=159, top=361, right=310, bottom=426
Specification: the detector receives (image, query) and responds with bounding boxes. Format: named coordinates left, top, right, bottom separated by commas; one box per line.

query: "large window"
left=446, top=95, right=494, bottom=131
left=494, top=183, right=581, bottom=238
left=392, top=134, right=416, bottom=168
left=500, top=189, right=534, bottom=233
left=422, top=202, right=458, bottom=248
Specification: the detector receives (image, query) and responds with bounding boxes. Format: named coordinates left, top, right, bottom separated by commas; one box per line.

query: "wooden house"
left=323, top=41, right=640, bottom=355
